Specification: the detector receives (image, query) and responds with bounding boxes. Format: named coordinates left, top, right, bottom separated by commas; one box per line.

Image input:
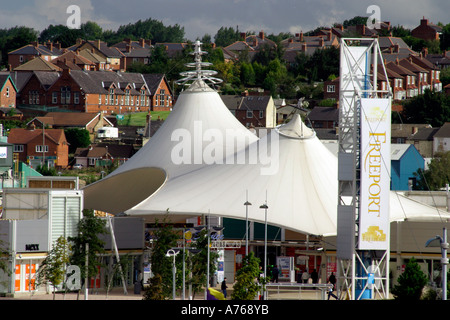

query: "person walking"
left=221, top=277, right=228, bottom=298
left=311, top=269, right=318, bottom=284
left=272, top=265, right=279, bottom=283
left=327, top=273, right=338, bottom=300
left=301, top=269, right=310, bottom=284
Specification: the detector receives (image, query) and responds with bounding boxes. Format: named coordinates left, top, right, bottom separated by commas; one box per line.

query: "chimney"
left=259, top=31, right=265, bottom=40
left=139, top=38, right=145, bottom=47
left=319, top=37, right=324, bottom=47
left=394, top=44, right=399, bottom=53
left=300, top=31, right=304, bottom=42
left=46, top=41, right=53, bottom=51
left=302, top=43, right=307, bottom=52
left=327, top=30, right=332, bottom=41
left=126, top=44, right=131, bottom=53
left=96, top=39, right=101, bottom=49
left=76, top=38, right=82, bottom=46
left=32, top=41, right=39, bottom=47
left=421, top=17, right=428, bottom=26
left=145, top=39, right=152, bottom=46
left=55, top=42, right=61, bottom=50
left=240, top=32, right=246, bottom=41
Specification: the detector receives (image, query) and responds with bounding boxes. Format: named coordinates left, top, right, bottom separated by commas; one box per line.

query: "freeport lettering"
left=364, top=131, right=386, bottom=217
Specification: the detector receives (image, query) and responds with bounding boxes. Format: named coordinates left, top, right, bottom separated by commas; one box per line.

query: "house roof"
left=111, top=39, right=152, bottom=52
left=142, top=73, right=169, bottom=95
left=52, top=51, right=95, bottom=69
left=238, top=95, right=271, bottom=111
left=386, top=60, right=415, bottom=76
left=307, top=107, right=339, bottom=122
left=391, top=143, right=412, bottom=161
left=8, top=128, right=65, bottom=145
left=75, top=143, right=134, bottom=159
left=78, top=49, right=107, bottom=63
left=0, top=73, right=18, bottom=93
left=434, top=123, right=450, bottom=138
left=391, top=124, right=431, bottom=138
left=13, top=56, right=62, bottom=72
left=29, top=112, right=113, bottom=128
left=8, top=43, right=63, bottom=56
left=408, top=127, right=440, bottom=141
left=66, top=70, right=148, bottom=95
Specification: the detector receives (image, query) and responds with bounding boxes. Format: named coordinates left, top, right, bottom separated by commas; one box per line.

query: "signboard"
left=0, top=147, right=7, bottom=158
left=358, top=98, right=391, bottom=250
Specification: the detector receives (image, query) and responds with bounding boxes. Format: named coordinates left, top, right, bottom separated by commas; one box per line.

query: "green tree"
left=232, top=252, right=264, bottom=300
left=64, top=128, right=91, bottom=154
left=392, top=258, right=428, bottom=300
left=414, top=152, right=450, bottom=190
left=188, top=229, right=219, bottom=298
left=143, top=216, right=178, bottom=300
left=36, top=236, right=71, bottom=299
left=400, top=89, right=450, bottom=127
left=214, top=26, right=241, bottom=47
left=68, top=209, right=107, bottom=296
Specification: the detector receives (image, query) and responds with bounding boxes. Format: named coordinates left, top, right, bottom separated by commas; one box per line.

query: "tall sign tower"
left=337, top=38, right=392, bottom=300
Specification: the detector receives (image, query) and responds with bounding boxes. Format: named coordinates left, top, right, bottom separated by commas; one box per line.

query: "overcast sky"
left=1, top=0, right=449, bottom=41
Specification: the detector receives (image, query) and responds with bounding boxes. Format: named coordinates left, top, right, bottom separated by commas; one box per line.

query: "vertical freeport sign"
left=359, top=98, right=391, bottom=250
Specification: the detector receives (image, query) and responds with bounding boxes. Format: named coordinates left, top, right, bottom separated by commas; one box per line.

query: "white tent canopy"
left=121, top=114, right=450, bottom=236
left=84, top=50, right=450, bottom=236
left=83, top=79, right=258, bottom=214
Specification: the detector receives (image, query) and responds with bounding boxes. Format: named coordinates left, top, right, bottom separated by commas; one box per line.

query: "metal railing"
left=265, top=283, right=333, bottom=300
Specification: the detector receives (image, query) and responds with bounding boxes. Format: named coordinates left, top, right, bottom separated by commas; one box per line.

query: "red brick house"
left=0, top=73, right=18, bottom=108
left=142, top=74, right=173, bottom=111
left=41, top=69, right=151, bottom=114
left=17, top=71, right=60, bottom=107
left=7, top=127, right=69, bottom=169
left=411, top=17, right=442, bottom=42
left=8, top=41, right=63, bottom=70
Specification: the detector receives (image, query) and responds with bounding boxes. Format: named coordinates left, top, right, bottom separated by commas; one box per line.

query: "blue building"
left=390, top=144, right=424, bottom=191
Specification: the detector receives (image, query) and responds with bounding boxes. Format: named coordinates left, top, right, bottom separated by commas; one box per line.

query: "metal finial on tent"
left=177, top=40, right=223, bottom=87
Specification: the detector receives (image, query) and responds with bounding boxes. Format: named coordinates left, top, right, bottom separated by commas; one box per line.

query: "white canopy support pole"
left=108, top=215, right=128, bottom=295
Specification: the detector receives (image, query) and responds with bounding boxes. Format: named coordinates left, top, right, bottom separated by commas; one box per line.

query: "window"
left=20, top=56, right=24, bottom=62
left=259, top=110, right=264, bottom=118
left=6, top=87, right=9, bottom=97
left=29, top=91, right=39, bottom=104
left=246, top=110, right=253, bottom=118
left=36, top=145, right=49, bottom=153
left=327, top=85, right=335, bottom=93
left=52, top=92, right=58, bottom=104
left=14, top=145, right=24, bottom=152
left=61, top=86, right=70, bottom=104
left=125, top=89, right=130, bottom=105
left=74, top=92, right=79, bottom=104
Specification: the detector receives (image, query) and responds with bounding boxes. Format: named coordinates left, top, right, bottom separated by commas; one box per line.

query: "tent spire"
left=177, top=40, right=223, bottom=88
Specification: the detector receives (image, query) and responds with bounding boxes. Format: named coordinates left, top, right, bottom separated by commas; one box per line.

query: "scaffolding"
left=336, top=38, right=392, bottom=300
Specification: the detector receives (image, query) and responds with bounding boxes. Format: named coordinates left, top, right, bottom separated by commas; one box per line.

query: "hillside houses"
left=13, top=69, right=173, bottom=115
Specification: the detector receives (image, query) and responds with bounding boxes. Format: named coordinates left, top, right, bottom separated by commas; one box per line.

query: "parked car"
left=73, top=163, right=83, bottom=169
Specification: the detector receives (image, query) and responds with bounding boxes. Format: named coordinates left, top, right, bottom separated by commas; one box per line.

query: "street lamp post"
left=166, top=249, right=178, bottom=300
left=426, top=228, right=448, bottom=300
left=244, top=190, right=252, bottom=256
left=260, top=201, right=268, bottom=299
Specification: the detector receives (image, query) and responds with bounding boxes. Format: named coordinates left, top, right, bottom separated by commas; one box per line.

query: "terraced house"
left=31, top=69, right=152, bottom=114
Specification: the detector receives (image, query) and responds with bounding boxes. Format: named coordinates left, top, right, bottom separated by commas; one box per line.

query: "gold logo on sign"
left=362, top=226, right=386, bottom=242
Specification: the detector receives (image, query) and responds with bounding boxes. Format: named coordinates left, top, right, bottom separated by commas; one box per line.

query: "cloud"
left=0, top=0, right=448, bottom=40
